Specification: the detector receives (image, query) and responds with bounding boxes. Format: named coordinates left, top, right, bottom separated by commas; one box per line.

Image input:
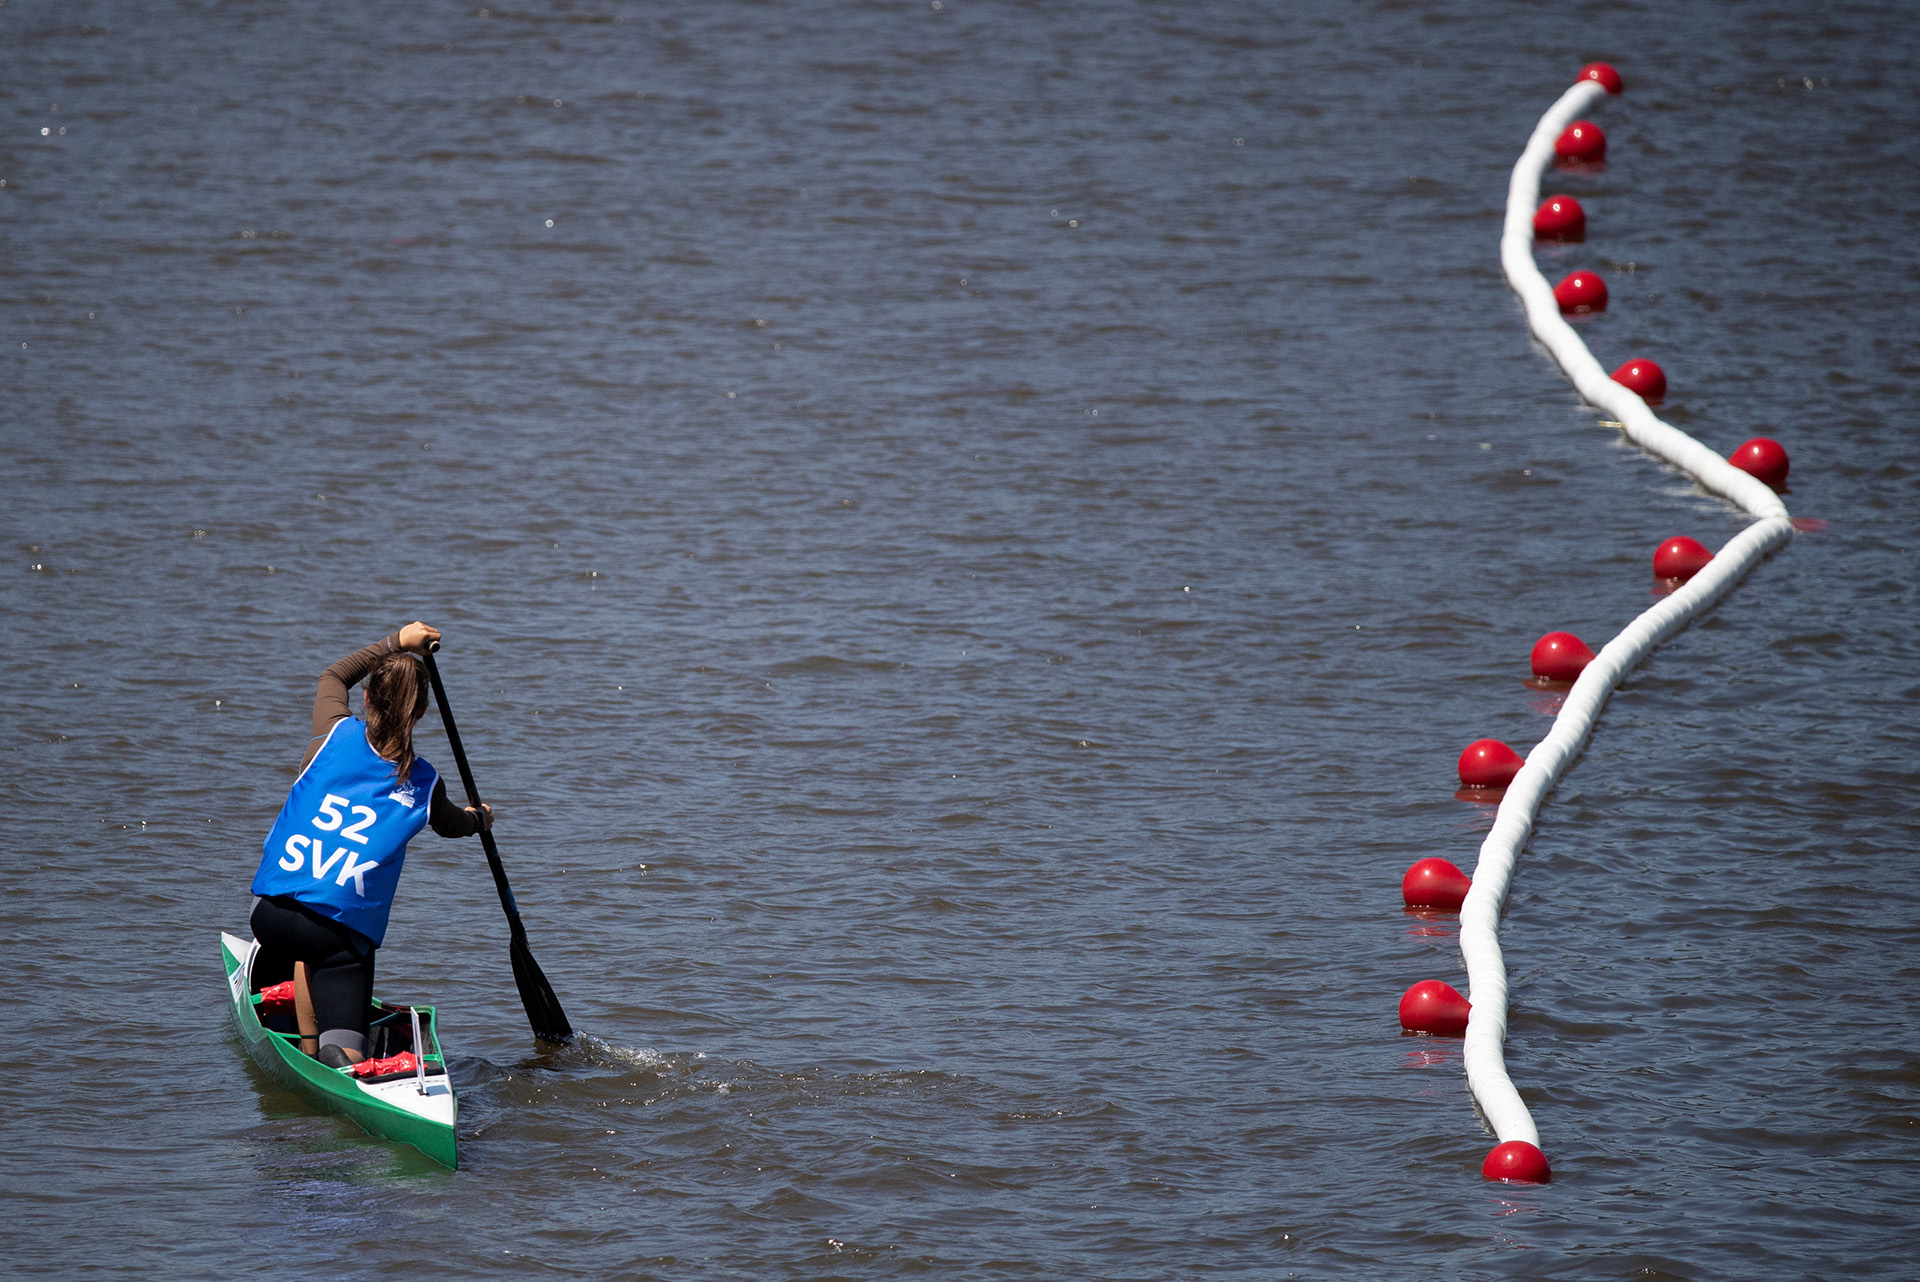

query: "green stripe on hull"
left=220, top=932, right=459, bottom=1169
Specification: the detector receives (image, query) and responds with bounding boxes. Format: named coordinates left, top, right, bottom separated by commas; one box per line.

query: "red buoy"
left=1458, top=739, right=1524, bottom=789
left=1402, top=857, right=1472, bottom=912
left=1554, top=120, right=1607, bottom=163
left=1399, top=980, right=1470, bottom=1037
left=1482, top=1140, right=1552, bottom=1183
left=1653, top=536, right=1713, bottom=582
left=1729, top=437, right=1789, bottom=489
left=1530, top=631, right=1595, bottom=683
left=1611, top=358, right=1666, bottom=402
left=1554, top=271, right=1608, bottom=314
left=1577, top=62, right=1623, bottom=95
left=1533, top=195, right=1586, bottom=241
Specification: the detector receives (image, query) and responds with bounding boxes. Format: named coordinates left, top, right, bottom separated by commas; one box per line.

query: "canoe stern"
left=219, top=932, right=458, bottom=1168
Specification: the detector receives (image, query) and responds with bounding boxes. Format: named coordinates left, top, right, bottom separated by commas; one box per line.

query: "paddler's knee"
left=316, top=1029, right=369, bottom=1069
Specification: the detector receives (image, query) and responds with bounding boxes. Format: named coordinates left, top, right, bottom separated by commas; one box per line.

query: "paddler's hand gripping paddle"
left=422, top=642, right=574, bottom=1045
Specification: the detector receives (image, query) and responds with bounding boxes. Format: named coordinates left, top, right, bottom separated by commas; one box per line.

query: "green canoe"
left=220, top=931, right=459, bottom=1168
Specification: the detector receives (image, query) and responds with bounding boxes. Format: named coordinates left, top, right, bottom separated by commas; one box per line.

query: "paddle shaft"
left=421, top=649, right=526, bottom=935
left=419, top=647, right=572, bottom=1043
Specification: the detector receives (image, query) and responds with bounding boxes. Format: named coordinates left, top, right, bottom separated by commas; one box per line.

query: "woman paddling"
left=249, top=622, right=491, bottom=1067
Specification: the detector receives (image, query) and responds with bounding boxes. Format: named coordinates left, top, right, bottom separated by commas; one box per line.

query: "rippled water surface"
left=5, top=1, right=1918, bottom=1277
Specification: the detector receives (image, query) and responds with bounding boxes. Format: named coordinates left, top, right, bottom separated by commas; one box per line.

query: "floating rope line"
left=1458, top=70, right=1795, bottom=1175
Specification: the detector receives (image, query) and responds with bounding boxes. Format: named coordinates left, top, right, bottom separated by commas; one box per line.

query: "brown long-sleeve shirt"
left=302, top=633, right=481, bottom=839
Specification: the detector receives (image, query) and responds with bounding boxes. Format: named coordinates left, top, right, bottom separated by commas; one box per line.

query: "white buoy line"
left=1459, top=77, right=1796, bottom=1155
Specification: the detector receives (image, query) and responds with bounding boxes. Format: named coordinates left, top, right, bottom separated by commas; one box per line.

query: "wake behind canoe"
left=220, top=931, right=459, bottom=1168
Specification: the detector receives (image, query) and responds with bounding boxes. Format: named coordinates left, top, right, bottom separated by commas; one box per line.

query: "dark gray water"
left=5, top=2, right=1918, bottom=1277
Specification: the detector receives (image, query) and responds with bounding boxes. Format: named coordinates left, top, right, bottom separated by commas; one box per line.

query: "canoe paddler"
left=248, top=622, right=491, bottom=1067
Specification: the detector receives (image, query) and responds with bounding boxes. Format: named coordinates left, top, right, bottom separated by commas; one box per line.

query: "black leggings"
left=249, top=896, right=377, bottom=1040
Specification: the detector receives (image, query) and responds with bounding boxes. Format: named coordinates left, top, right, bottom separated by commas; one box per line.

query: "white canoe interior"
left=222, top=930, right=457, bottom=1129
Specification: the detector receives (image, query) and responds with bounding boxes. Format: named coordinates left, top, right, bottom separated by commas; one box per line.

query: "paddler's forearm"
left=427, top=778, right=486, bottom=837
left=301, top=632, right=404, bottom=770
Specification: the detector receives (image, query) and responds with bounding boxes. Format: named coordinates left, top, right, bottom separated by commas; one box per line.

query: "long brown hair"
left=363, top=652, right=429, bottom=783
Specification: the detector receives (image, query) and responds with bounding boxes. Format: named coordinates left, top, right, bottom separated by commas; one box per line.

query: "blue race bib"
left=252, top=718, right=437, bottom=947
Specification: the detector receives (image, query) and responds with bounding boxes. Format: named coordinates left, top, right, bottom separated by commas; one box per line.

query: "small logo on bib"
left=387, top=784, right=420, bottom=809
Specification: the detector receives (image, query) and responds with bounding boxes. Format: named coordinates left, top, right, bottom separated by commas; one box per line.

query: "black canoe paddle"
left=422, top=645, right=574, bottom=1045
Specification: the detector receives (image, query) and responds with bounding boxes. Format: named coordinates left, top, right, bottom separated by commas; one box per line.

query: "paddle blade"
left=509, top=933, right=573, bottom=1045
